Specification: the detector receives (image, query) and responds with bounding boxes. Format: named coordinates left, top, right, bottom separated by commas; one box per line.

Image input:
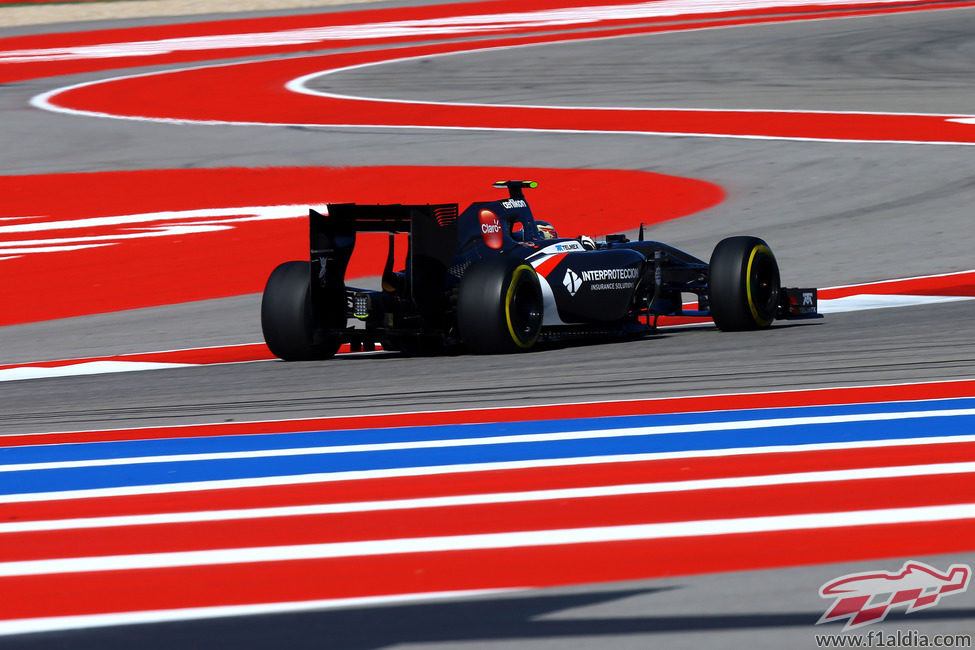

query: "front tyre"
left=708, top=236, right=781, bottom=331
left=458, top=257, right=543, bottom=353
left=261, top=260, right=341, bottom=360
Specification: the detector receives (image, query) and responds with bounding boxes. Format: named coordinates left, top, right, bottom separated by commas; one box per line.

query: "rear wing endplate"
left=309, top=203, right=459, bottom=320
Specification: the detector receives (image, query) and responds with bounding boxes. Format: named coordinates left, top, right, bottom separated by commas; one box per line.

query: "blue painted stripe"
left=2, top=413, right=974, bottom=496
left=2, top=397, right=974, bottom=466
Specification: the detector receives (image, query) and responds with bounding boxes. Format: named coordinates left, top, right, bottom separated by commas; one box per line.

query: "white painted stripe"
left=818, top=294, right=974, bottom=314
left=0, top=588, right=515, bottom=637
left=6, top=433, right=975, bottom=504
left=5, top=375, right=972, bottom=441
left=0, top=341, right=267, bottom=370
left=820, top=268, right=975, bottom=290
left=29, top=10, right=975, bottom=147
left=290, top=40, right=975, bottom=120
left=1, top=502, right=973, bottom=578
left=0, top=205, right=309, bottom=236
left=0, top=361, right=193, bottom=383
left=0, top=0, right=933, bottom=63
left=3, top=407, right=972, bottom=473
left=4, top=461, right=975, bottom=534
left=3, top=291, right=968, bottom=384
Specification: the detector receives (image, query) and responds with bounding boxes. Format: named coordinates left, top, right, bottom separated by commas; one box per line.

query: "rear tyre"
left=458, top=257, right=543, bottom=353
left=261, top=261, right=342, bottom=360
left=708, top=236, right=781, bottom=331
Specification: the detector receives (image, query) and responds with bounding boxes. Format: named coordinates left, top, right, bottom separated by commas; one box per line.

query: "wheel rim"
left=505, top=265, right=543, bottom=348
left=745, top=245, right=779, bottom=326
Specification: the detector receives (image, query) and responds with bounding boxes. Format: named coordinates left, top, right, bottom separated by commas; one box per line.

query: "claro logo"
left=479, top=209, right=503, bottom=249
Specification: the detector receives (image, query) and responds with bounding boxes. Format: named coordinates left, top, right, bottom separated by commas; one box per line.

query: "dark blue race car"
left=261, top=180, right=819, bottom=359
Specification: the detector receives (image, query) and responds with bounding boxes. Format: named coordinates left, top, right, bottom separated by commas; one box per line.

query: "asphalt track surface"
left=1, top=1, right=974, bottom=648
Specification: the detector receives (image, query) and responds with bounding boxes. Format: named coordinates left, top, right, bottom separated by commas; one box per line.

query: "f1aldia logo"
left=563, top=268, right=582, bottom=296
left=817, top=560, right=971, bottom=631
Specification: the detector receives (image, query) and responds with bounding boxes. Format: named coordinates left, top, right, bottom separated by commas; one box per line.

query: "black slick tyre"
left=708, top=236, right=781, bottom=331
left=261, top=260, right=341, bottom=360
left=458, top=257, right=543, bottom=353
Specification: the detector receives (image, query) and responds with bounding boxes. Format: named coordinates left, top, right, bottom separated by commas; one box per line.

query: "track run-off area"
left=2, top=0, right=975, bottom=645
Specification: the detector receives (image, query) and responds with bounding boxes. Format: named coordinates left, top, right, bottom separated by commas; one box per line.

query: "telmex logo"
left=479, top=209, right=503, bottom=249
left=817, top=560, right=972, bottom=631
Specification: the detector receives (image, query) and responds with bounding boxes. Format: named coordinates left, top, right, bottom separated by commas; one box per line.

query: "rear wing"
left=309, top=203, right=459, bottom=319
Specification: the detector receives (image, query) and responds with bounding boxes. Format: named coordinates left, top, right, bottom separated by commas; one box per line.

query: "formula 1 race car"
left=261, top=180, right=820, bottom=360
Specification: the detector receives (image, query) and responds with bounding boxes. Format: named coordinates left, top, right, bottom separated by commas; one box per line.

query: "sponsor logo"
left=563, top=268, right=582, bottom=296
left=501, top=199, right=527, bottom=209
left=803, top=291, right=814, bottom=306
left=554, top=242, right=584, bottom=252
left=479, top=209, right=503, bottom=249
left=817, top=560, right=972, bottom=631
left=562, top=266, right=639, bottom=296
left=580, top=267, right=639, bottom=282
left=536, top=241, right=583, bottom=256
left=590, top=281, right=634, bottom=291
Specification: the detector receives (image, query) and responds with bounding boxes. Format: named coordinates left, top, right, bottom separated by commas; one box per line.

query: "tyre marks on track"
left=2, top=270, right=971, bottom=383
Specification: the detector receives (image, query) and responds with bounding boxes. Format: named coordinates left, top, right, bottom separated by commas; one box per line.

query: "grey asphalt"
left=6, top=555, right=975, bottom=650
left=1, top=3, right=974, bottom=649
left=3, top=301, right=975, bottom=435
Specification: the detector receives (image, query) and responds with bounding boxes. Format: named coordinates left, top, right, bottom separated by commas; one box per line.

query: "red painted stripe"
left=658, top=270, right=975, bottom=325
left=51, top=35, right=975, bottom=144
left=42, top=5, right=975, bottom=144
left=0, top=167, right=719, bottom=326
left=2, top=271, right=969, bottom=373
left=3, top=473, right=973, bottom=562
left=531, top=252, right=567, bottom=278
left=3, top=518, right=975, bottom=621
left=3, top=1, right=967, bottom=84
left=820, top=270, right=975, bottom=299
left=0, top=344, right=274, bottom=372
left=3, top=378, right=972, bottom=448
left=0, top=342, right=382, bottom=373
left=9, top=439, right=975, bottom=522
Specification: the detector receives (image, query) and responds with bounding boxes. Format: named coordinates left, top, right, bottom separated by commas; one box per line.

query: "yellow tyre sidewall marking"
left=745, top=244, right=774, bottom=327
left=505, top=264, right=540, bottom=348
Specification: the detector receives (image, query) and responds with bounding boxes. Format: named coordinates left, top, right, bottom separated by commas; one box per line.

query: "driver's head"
left=535, top=221, right=558, bottom=240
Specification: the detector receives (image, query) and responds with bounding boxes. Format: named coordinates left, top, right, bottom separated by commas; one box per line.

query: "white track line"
left=28, top=4, right=975, bottom=145
left=4, top=461, right=975, bottom=533
left=3, top=407, right=973, bottom=473
left=0, top=1, right=938, bottom=64
left=818, top=294, right=974, bottom=313
left=0, top=361, right=193, bottom=382
left=0, top=589, right=516, bottom=636
left=2, top=502, right=974, bottom=578
left=3, top=375, right=972, bottom=440
left=7, top=433, right=975, bottom=505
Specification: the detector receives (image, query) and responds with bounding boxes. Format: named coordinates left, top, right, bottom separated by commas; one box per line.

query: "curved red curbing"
left=0, top=166, right=724, bottom=325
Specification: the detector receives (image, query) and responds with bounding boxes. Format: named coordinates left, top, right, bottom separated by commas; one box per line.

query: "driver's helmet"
left=535, top=220, right=558, bottom=240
